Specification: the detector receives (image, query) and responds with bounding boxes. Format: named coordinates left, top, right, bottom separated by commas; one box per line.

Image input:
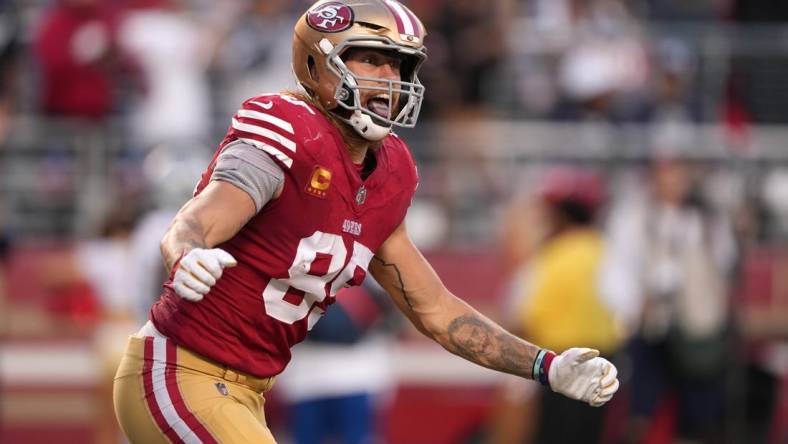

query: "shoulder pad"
left=228, top=94, right=319, bottom=169
left=382, top=134, right=419, bottom=194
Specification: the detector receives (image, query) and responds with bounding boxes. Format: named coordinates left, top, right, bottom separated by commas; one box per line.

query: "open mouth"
left=365, top=95, right=390, bottom=119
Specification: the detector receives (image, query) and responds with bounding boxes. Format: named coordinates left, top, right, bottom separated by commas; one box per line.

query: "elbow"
left=415, top=295, right=461, bottom=345
left=416, top=316, right=443, bottom=340
left=159, top=237, right=171, bottom=272
left=159, top=229, right=179, bottom=272
left=408, top=322, right=433, bottom=342
left=400, top=302, right=445, bottom=342
left=419, top=313, right=447, bottom=340
left=159, top=231, right=170, bottom=260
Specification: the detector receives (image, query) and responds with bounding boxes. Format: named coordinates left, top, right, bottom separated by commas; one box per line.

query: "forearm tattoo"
left=371, top=257, right=536, bottom=378
left=371, top=256, right=414, bottom=309
left=446, top=314, right=535, bottom=378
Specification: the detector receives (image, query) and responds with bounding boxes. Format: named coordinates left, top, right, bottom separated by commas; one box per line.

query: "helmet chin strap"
left=333, top=71, right=391, bottom=141
left=346, top=109, right=391, bottom=141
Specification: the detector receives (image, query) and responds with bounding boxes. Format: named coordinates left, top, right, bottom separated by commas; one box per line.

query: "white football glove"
left=172, top=248, right=237, bottom=301
left=548, top=348, right=619, bottom=407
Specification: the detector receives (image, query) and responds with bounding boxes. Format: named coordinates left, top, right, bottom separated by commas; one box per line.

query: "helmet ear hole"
left=400, top=55, right=419, bottom=83
left=307, top=55, right=318, bottom=81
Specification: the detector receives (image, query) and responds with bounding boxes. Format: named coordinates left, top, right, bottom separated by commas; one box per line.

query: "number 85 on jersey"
left=262, top=231, right=374, bottom=328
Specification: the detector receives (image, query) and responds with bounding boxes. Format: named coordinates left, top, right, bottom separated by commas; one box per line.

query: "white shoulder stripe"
left=238, top=108, right=295, bottom=135
left=232, top=118, right=297, bottom=153
left=238, top=136, right=294, bottom=168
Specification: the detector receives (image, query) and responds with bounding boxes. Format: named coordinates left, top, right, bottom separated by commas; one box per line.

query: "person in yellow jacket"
left=519, top=217, right=622, bottom=358
left=488, top=167, right=625, bottom=444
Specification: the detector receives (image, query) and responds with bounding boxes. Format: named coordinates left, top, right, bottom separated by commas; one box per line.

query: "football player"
left=113, top=1, right=620, bottom=443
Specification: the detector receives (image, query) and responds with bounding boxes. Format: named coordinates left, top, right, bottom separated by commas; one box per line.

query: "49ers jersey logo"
left=307, top=2, right=354, bottom=33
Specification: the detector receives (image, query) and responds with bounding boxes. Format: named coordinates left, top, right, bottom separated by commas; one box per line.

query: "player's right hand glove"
left=172, top=248, right=237, bottom=301
left=534, top=347, right=619, bottom=407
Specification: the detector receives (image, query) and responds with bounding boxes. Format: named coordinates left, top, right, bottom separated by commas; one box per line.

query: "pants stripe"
left=143, top=337, right=205, bottom=444
left=143, top=338, right=184, bottom=443
left=164, top=341, right=218, bottom=443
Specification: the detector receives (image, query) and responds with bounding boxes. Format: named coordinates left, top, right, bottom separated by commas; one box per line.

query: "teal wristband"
left=532, top=349, right=556, bottom=387
left=532, top=349, right=547, bottom=382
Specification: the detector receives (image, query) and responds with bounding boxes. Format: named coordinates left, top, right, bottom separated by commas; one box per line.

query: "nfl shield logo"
left=215, top=382, right=229, bottom=396
left=355, top=186, right=367, bottom=205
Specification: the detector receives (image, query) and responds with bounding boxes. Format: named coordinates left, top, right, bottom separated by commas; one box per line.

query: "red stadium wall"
left=2, top=244, right=788, bottom=444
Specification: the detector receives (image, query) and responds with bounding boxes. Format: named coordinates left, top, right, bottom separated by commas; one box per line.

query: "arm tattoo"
left=371, top=257, right=535, bottom=377
left=372, top=256, right=414, bottom=310
left=446, top=314, right=534, bottom=377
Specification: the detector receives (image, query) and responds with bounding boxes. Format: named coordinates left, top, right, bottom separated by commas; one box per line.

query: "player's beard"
left=326, top=107, right=384, bottom=152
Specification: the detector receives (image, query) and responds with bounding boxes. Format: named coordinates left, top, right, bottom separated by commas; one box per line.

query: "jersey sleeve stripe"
left=237, top=136, right=294, bottom=168
left=237, top=108, right=294, bottom=135
left=232, top=118, right=297, bottom=153
left=235, top=116, right=298, bottom=147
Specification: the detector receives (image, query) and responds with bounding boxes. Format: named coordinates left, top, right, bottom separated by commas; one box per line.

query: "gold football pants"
left=113, top=336, right=277, bottom=443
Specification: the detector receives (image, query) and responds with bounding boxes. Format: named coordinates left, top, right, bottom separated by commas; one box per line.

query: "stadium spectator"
left=640, top=37, right=707, bottom=161
left=32, top=0, right=133, bottom=237
left=644, top=0, right=723, bottom=21
left=417, top=0, right=509, bottom=115
left=600, top=155, right=737, bottom=444
left=728, top=0, right=788, bottom=126
left=553, top=1, right=649, bottom=123
left=0, top=0, right=19, bottom=143
left=0, top=0, right=13, bottom=321
left=487, top=167, right=625, bottom=444
left=33, top=0, right=122, bottom=120
left=117, top=0, right=213, bottom=150
left=735, top=251, right=788, bottom=444
left=113, top=1, right=620, bottom=443
left=209, top=0, right=297, bottom=119
left=731, top=170, right=788, bottom=444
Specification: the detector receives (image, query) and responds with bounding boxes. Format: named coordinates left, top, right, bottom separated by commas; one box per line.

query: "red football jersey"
left=150, top=94, right=418, bottom=378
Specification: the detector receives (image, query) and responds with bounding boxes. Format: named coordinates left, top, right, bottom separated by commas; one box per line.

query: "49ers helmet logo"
left=307, top=2, right=354, bottom=33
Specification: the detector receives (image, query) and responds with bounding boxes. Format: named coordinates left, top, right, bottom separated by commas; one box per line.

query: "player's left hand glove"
left=533, top=347, right=619, bottom=407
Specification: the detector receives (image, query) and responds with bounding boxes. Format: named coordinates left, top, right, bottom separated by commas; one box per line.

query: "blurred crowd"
left=4, top=0, right=788, bottom=237
left=2, top=0, right=788, bottom=443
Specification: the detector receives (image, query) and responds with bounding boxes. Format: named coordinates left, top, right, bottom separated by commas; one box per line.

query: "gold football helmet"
left=293, top=0, right=427, bottom=140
